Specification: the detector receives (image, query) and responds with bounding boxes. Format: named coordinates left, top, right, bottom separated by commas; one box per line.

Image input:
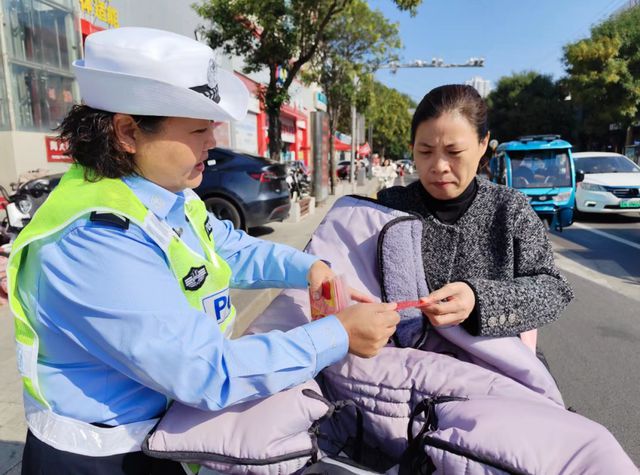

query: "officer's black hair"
left=57, top=104, right=167, bottom=181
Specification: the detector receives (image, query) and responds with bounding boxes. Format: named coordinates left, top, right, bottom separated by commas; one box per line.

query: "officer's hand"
left=307, top=261, right=376, bottom=304
left=307, top=260, right=334, bottom=300
left=336, top=302, right=399, bottom=358
left=418, top=282, right=475, bottom=328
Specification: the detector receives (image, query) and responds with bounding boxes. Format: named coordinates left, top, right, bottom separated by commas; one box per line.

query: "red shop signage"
left=45, top=136, right=73, bottom=163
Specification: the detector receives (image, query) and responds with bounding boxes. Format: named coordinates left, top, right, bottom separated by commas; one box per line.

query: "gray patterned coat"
left=377, top=177, right=574, bottom=337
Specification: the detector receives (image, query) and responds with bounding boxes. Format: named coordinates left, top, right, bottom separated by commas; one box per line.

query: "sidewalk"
left=0, top=177, right=380, bottom=474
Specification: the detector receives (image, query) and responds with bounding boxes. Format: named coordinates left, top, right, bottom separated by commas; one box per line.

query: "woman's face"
left=412, top=111, right=488, bottom=200
left=133, top=117, right=217, bottom=192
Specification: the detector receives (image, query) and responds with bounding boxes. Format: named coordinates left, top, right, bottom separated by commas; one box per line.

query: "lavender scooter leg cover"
left=142, top=380, right=331, bottom=474
left=319, top=346, right=562, bottom=461
left=409, top=396, right=638, bottom=475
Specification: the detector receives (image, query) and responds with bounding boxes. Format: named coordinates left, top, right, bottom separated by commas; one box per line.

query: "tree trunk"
left=265, top=69, right=284, bottom=162
left=625, top=124, right=634, bottom=147
left=266, top=105, right=282, bottom=161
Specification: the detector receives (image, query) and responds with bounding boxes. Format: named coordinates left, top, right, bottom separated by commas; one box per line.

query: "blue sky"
left=370, top=0, right=631, bottom=102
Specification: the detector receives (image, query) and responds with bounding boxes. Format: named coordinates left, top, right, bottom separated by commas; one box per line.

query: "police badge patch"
left=183, top=266, right=208, bottom=291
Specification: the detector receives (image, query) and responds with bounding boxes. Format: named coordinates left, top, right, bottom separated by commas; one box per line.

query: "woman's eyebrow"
left=444, top=142, right=467, bottom=148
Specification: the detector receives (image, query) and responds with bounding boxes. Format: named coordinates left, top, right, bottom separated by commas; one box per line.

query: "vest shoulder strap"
left=89, top=212, right=130, bottom=230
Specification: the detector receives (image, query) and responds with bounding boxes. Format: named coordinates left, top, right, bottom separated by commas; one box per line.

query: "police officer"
left=7, top=27, right=399, bottom=475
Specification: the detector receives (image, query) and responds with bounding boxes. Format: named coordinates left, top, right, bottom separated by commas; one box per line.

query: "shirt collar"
left=122, top=175, right=185, bottom=220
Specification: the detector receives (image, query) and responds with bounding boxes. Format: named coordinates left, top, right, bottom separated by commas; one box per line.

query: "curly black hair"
left=57, top=105, right=167, bottom=181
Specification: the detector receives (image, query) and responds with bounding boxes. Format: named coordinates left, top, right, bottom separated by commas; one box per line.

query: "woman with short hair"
left=7, top=27, right=399, bottom=474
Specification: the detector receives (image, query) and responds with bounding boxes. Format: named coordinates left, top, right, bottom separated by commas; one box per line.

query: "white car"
left=573, top=151, right=640, bottom=214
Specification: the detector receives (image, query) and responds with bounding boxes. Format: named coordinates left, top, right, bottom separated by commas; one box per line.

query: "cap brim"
left=73, top=60, right=249, bottom=122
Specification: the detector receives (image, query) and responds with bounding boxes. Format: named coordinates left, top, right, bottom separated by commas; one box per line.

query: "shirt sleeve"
left=210, top=214, right=319, bottom=289
left=34, top=221, right=348, bottom=411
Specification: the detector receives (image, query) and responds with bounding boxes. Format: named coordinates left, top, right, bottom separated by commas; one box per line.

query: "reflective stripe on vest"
left=7, top=165, right=236, bottom=455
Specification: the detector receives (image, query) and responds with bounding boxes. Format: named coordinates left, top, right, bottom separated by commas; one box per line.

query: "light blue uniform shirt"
left=17, top=175, right=348, bottom=426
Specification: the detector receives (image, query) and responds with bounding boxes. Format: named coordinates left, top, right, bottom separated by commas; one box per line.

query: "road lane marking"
left=572, top=222, right=640, bottom=251
left=553, top=252, right=640, bottom=303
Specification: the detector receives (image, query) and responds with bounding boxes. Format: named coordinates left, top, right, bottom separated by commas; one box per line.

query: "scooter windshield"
left=509, top=150, right=572, bottom=189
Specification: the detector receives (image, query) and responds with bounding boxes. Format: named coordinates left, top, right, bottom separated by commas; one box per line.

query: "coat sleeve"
left=463, top=200, right=574, bottom=337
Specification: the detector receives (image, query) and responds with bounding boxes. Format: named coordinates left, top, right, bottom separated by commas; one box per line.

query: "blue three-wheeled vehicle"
left=490, top=135, right=576, bottom=231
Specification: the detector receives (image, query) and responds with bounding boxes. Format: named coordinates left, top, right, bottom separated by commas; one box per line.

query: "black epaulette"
left=89, top=211, right=130, bottom=230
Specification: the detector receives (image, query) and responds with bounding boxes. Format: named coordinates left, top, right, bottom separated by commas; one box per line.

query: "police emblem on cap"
left=183, top=266, right=208, bottom=291
left=191, top=57, right=220, bottom=104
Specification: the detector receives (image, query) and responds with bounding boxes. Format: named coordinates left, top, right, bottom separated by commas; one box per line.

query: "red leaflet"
left=321, top=281, right=332, bottom=300
left=395, top=300, right=424, bottom=310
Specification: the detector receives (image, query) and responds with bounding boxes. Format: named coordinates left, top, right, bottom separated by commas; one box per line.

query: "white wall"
left=0, top=132, right=17, bottom=191
left=0, top=131, right=71, bottom=189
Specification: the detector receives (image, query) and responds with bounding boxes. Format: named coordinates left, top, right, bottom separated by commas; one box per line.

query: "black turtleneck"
left=419, top=178, right=478, bottom=224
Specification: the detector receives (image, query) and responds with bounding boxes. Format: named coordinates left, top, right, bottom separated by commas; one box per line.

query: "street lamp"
left=380, top=57, right=485, bottom=74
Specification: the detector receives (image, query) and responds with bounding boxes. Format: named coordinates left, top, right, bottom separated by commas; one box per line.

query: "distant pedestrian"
left=374, top=158, right=398, bottom=190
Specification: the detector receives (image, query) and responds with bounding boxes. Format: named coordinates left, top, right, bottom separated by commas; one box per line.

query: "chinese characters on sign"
left=45, top=137, right=73, bottom=163
left=79, top=0, right=119, bottom=28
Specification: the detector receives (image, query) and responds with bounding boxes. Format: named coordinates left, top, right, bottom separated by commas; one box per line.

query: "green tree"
left=563, top=4, right=640, bottom=148
left=487, top=71, right=574, bottom=144
left=303, top=0, right=400, bottom=191
left=351, top=80, right=413, bottom=160
left=194, top=0, right=422, bottom=161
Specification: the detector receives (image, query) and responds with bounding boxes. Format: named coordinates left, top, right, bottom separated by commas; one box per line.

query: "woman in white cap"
left=7, top=27, right=399, bottom=474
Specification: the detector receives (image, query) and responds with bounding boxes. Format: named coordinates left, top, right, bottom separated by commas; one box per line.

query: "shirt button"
left=499, top=315, right=506, bottom=325
left=488, top=316, right=498, bottom=327
left=508, top=314, right=517, bottom=324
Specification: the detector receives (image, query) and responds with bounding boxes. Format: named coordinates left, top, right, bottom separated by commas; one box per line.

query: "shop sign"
left=79, top=0, right=120, bottom=27
left=314, top=92, right=327, bottom=111
left=45, top=137, right=73, bottom=163
left=281, top=117, right=296, bottom=143
left=276, top=65, right=289, bottom=87
left=357, top=142, right=371, bottom=156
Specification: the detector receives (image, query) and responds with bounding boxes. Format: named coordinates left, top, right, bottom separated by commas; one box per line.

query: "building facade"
left=0, top=0, right=326, bottom=190
left=465, top=76, right=492, bottom=99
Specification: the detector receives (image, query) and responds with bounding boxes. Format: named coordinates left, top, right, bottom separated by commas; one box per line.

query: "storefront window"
left=3, top=0, right=79, bottom=131
left=0, top=62, right=10, bottom=130
left=11, top=64, right=75, bottom=131
left=4, top=0, right=76, bottom=70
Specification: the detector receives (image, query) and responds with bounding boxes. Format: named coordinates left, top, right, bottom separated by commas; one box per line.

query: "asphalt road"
left=545, top=212, right=640, bottom=464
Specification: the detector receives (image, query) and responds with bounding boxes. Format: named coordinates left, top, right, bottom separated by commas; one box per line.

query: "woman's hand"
left=307, top=261, right=376, bottom=303
left=418, top=282, right=476, bottom=328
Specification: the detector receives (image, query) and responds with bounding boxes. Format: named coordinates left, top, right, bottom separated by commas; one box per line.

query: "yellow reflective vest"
left=7, top=165, right=236, bottom=456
